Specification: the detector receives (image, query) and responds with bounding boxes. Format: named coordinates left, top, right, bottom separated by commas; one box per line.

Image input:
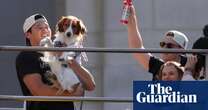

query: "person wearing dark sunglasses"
left=159, top=30, right=188, bottom=63
left=160, top=42, right=181, bottom=49
left=127, top=5, right=189, bottom=80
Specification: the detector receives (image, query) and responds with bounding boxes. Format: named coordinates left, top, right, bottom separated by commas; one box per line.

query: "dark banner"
left=133, top=81, right=208, bottom=110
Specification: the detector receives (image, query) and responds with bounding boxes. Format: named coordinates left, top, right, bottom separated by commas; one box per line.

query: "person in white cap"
left=126, top=5, right=196, bottom=80
left=16, top=13, right=95, bottom=110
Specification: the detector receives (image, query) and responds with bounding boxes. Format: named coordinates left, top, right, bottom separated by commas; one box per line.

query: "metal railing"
left=0, top=45, right=208, bottom=109
left=0, top=46, right=208, bottom=54
left=0, top=95, right=132, bottom=103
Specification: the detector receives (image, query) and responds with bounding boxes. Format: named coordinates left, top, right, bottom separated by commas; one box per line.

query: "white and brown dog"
left=40, top=16, right=87, bottom=94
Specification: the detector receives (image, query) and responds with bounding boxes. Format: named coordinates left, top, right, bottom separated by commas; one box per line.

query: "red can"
left=120, top=0, right=132, bottom=24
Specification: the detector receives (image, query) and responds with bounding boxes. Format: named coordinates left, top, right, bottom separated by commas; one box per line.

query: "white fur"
left=40, top=33, right=82, bottom=92
left=46, top=56, right=80, bottom=92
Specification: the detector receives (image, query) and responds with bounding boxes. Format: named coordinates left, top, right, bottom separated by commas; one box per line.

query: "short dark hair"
left=192, top=37, right=208, bottom=79
left=203, top=24, right=208, bottom=37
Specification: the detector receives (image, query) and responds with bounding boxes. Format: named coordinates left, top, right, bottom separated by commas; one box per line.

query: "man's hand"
left=127, top=5, right=137, bottom=27
left=185, top=55, right=198, bottom=72
left=72, top=83, right=84, bottom=96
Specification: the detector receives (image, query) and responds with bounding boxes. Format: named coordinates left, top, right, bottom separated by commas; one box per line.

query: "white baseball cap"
left=23, top=13, right=48, bottom=33
left=165, top=30, right=189, bottom=49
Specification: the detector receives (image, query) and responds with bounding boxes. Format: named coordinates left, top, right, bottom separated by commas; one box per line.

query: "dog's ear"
left=56, top=17, right=67, bottom=32
left=77, top=20, right=87, bottom=35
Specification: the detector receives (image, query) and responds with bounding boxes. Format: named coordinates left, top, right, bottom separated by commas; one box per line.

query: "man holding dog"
left=16, top=13, right=95, bottom=110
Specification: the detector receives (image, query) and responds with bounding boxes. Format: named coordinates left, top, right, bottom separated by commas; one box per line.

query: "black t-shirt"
left=16, top=51, right=74, bottom=110
left=148, top=56, right=187, bottom=80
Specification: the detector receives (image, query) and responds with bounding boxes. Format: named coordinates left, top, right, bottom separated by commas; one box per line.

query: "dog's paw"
left=50, top=78, right=62, bottom=89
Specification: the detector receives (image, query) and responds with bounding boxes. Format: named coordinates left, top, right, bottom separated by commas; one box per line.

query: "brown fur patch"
left=56, top=16, right=87, bottom=36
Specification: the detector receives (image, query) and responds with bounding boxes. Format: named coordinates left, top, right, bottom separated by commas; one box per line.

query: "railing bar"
left=0, top=46, right=208, bottom=54
left=0, top=95, right=132, bottom=103
left=0, top=108, right=23, bottom=110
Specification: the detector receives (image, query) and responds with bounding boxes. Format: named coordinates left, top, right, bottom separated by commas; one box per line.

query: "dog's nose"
left=66, top=32, right=72, bottom=37
left=54, top=41, right=63, bottom=47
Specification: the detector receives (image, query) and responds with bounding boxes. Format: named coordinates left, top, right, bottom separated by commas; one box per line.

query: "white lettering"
left=136, top=92, right=146, bottom=103
left=136, top=84, right=198, bottom=104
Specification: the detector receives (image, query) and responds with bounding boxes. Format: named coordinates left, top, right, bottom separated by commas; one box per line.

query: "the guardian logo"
left=136, top=83, right=197, bottom=103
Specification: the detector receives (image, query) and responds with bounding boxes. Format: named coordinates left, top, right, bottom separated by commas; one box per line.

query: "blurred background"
left=0, top=0, right=208, bottom=110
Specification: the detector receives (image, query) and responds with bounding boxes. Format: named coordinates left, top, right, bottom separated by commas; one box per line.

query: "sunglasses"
left=160, top=42, right=180, bottom=48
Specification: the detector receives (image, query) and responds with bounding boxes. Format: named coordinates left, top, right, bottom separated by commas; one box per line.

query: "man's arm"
left=23, top=73, right=84, bottom=96
left=127, top=5, right=152, bottom=70
left=68, top=60, right=95, bottom=91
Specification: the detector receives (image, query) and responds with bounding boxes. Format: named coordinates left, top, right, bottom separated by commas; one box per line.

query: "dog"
left=40, top=16, right=87, bottom=94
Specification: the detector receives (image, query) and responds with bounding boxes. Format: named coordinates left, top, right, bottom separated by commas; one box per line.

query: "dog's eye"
left=64, top=24, right=69, bottom=28
left=73, top=27, right=79, bottom=34
left=72, top=24, right=80, bottom=34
